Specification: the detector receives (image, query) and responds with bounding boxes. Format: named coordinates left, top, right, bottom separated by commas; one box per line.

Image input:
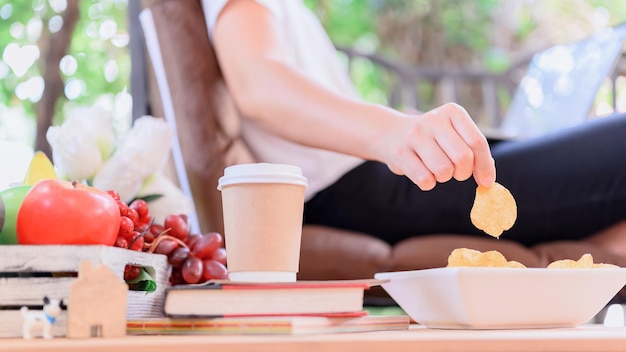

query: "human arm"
left=212, top=0, right=496, bottom=190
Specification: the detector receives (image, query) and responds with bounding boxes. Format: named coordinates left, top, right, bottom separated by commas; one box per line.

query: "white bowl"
left=375, top=267, right=626, bottom=329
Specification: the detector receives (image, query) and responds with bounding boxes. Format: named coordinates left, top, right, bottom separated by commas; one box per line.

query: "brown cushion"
left=299, top=225, right=391, bottom=280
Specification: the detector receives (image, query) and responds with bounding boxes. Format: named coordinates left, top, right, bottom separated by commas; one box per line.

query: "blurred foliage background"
left=306, top=0, right=626, bottom=124
left=1, top=0, right=625, bottom=158
left=0, top=0, right=130, bottom=157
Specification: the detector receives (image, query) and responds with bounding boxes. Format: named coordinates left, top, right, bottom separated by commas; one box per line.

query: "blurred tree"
left=35, top=0, right=79, bottom=157
left=307, top=0, right=626, bottom=67
left=0, top=0, right=131, bottom=157
left=305, top=0, right=626, bottom=119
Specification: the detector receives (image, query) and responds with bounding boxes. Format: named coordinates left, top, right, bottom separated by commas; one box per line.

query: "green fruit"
left=0, top=185, right=32, bottom=244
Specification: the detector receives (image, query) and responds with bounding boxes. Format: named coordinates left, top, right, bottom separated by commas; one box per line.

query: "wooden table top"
left=2, top=324, right=626, bottom=352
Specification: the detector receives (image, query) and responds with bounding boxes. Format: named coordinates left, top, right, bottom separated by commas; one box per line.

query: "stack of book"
left=128, top=279, right=410, bottom=335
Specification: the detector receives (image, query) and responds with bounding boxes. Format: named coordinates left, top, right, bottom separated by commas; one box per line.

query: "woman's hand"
left=380, top=103, right=496, bottom=191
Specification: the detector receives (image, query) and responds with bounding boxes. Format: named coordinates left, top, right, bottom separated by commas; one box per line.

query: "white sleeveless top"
left=201, top=0, right=363, bottom=201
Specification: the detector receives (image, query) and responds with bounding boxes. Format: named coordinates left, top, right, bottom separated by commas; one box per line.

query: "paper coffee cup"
left=218, top=163, right=308, bottom=282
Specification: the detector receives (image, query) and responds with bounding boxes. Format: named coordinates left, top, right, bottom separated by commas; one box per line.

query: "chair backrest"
left=141, top=0, right=255, bottom=234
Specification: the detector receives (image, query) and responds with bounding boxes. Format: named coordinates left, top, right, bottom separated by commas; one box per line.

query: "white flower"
left=47, top=109, right=194, bottom=228
left=137, top=172, right=194, bottom=226
left=92, top=116, right=173, bottom=202
left=46, top=106, right=116, bottom=180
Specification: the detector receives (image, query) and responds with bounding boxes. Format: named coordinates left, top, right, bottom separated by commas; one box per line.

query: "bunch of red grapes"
left=106, top=190, right=229, bottom=285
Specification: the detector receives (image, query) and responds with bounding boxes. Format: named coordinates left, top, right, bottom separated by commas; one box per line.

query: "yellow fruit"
left=22, top=151, right=57, bottom=185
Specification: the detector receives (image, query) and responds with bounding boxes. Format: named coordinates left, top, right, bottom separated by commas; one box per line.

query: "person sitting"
left=201, top=0, right=626, bottom=255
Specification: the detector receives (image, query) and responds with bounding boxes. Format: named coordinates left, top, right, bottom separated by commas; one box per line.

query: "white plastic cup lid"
left=217, top=163, right=308, bottom=190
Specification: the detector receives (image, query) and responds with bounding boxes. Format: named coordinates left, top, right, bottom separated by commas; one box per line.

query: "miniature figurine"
left=21, top=296, right=64, bottom=339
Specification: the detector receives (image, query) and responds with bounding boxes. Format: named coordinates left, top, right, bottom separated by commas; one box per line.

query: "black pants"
left=304, top=113, right=626, bottom=246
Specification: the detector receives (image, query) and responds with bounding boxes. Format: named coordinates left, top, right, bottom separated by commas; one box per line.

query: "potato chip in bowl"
left=447, top=248, right=526, bottom=268
left=547, top=253, right=619, bottom=269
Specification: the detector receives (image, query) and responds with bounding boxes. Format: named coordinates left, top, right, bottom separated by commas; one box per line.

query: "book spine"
left=127, top=319, right=293, bottom=335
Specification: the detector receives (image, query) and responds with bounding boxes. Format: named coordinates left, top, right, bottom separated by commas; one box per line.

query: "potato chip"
left=470, top=182, right=517, bottom=238
left=547, top=254, right=593, bottom=269
left=547, top=253, right=620, bottom=269
left=593, top=263, right=620, bottom=269
left=505, top=260, right=526, bottom=268
left=448, top=249, right=620, bottom=270
left=447, top=247, right=526, bottom=268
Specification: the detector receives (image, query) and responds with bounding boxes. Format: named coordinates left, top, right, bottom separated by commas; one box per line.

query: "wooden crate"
left=0, top=245, right=170, bottom=338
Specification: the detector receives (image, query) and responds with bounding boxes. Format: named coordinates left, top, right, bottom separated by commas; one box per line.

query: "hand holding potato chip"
left=470, top=182, right=517, bottom=238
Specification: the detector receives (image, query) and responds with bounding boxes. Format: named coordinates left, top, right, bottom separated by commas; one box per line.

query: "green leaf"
left=126, top=267, right=157, bottom=292
left=131, top=194, right=164, bottom=203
